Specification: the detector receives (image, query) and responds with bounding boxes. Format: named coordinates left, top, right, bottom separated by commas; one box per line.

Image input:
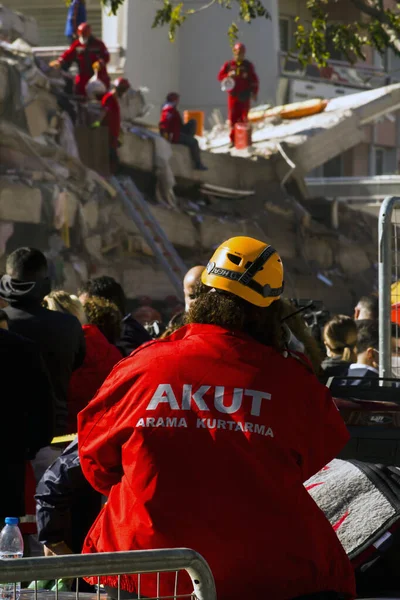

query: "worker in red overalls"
left=218, top=43, right=259, bottom=145
left=50, top=23, right=110, bottom=97
left=92, top=77, right=130, bottom=174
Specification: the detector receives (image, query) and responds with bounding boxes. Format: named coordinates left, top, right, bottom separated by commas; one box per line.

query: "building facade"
left=6, top=0, right=400, bottom=177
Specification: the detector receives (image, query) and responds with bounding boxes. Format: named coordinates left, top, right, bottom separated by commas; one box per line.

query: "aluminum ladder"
left=110, top=176, right=187, bottom=297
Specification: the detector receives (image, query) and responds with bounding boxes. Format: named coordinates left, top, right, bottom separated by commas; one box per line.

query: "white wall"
left=105, top=0, right=279, bottom=124
left=105, top=0, right=180, bottom=123
left=178, top=0, right=279, bottom=120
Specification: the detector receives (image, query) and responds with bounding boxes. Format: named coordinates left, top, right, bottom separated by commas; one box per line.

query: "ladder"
left=110, top=175, right=187, bottom=298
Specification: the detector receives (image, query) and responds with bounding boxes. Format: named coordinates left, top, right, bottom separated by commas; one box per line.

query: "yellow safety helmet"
left=202, top=236, right=284, bottom=308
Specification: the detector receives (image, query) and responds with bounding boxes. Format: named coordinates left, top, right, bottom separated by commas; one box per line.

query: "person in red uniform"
left=159, top=92, right=207, bottom=170
left=50, top=23, right=110, bottom=97
left=218, top=42, right=259, bottom=145
left=78, top=235, right=355, bottom=600
left=95, top=77, right=130, bottom=173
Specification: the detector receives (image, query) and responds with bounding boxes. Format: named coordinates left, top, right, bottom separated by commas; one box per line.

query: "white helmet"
left=86, top=78, right=107, bottom=99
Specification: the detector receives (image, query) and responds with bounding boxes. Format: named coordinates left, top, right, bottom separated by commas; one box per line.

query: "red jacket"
left=159, top=102, right=182, bottom=143
left=218, top=59, right=259, bottom=102
left=79, top=324, right=355, bottom=600
left=60, top=37, right=110, bottom=96
left=67, top=324, right=121, bottom=434
left=101, top=91, right=120, bottom=148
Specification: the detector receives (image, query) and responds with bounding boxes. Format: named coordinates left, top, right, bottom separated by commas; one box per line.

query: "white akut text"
left=146, top=384, right=271, bottom=416
left=135, top=416, right=274, bottom=437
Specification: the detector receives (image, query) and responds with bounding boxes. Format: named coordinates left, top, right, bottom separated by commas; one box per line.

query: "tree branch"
left=187, top=0, right=218, bottom=14
left=348, top=0, right=385, bottom=20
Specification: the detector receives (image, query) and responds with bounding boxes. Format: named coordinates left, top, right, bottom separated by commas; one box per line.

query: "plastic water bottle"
left=0, top=518, right=24, bottom=600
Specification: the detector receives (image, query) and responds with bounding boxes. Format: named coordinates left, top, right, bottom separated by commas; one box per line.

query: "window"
left=279, top=17, right=294, bottom=53
left=371, top=147, right=396, bottom=175
left=375, top=148, right=385, bottom=176
left=10, top=0, right=102, bottom=46
left=325, top=37, right=345, bottom=62
left=323, top=155, right=343, bottom=178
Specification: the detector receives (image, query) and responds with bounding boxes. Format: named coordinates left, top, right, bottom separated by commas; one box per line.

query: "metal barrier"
left=0, top=549, right=216, bottom=600
left=378, top=196, right=400, bottom=378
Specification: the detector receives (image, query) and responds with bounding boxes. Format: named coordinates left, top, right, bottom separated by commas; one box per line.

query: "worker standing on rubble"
left=50, top=23, right=110, bottom=97
left=218, top=43, right=259, bottom=145
left=91, top=77, right=131, bottom=173
left=78, top=236, right=355, bottom=600
left=159, top=92, right=207, bottom=171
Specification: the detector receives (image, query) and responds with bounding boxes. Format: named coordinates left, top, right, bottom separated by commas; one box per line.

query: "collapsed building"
left=0, top=5, right=394, bottom=315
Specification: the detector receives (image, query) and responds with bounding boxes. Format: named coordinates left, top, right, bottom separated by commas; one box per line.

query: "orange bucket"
left=234, top=122, right=252, bottom=149
left=183, top=110, right=204, bottom=137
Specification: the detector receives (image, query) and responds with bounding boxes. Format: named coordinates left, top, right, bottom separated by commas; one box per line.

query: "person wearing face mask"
left=50, top=23, right=110, bottom=98
left=0, top=248, right=85, bottom=478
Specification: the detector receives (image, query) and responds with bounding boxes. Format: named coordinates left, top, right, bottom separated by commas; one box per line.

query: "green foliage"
left=93, top=0, right=400, bottom=65
left=296, top=0, right=400, bottom=66
left=152, top=0, right=270, bottom=43
left=99, top=0, right=126, bottom=14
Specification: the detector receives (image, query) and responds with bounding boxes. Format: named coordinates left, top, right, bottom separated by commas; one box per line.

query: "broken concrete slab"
left=0, top=182, right=42, bottom=223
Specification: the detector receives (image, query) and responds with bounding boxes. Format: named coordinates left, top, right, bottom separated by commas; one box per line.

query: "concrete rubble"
left=0, top=6, right=387, bottom=314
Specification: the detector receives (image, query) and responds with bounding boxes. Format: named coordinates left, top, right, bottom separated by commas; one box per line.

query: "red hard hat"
left=233, top=42, right=246, bottom=53
left=77, top=22, right=92, bottom=37
left=166, top=92, right=180, bottom=103
left=114, top=77, right=130, bottom=92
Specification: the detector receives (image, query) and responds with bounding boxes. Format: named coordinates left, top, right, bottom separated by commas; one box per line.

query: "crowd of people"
left=0, top=238, right=395, bottom=600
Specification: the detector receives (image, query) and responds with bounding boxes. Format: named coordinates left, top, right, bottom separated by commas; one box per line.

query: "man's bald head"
left=183, top=265, right=205, bottom=311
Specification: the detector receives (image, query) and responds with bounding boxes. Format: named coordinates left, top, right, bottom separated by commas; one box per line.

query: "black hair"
left=0, top=309, right=9, bottom=324
left=78, top=276, right=126, bottom=315
left=357, top=295, right=379, bottom=320
left=6, top=247, right=48, bottom=282
left=356, top=319, right=379, bottom=355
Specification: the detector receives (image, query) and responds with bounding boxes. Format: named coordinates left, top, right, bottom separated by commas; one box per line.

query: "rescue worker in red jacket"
left=50, top=23, right=110, bottom=97
left=97, top=77, right=130, bottom=173
left=78, top=235, right=355, bottom=600
left=218, top=42, right=259, bottom=144
left=159, top=92, right=207, bottom=170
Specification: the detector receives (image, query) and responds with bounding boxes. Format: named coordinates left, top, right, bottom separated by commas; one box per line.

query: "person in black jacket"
left=347, top=320, right=379, bottom=382
left=0, top=328, right=55, bottom=519
left=36, top=438, right=101, bottom=579
left=78, top=276, right=150, bottom=356
left=0, top=248, right=85, bottom=477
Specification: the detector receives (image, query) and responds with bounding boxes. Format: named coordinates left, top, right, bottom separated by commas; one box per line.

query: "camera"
left=288, top=298, right=331, bottom=349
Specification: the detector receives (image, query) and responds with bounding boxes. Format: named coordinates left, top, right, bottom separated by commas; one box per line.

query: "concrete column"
left=102, top=5, right=119, bottom=47
left=121, top=0, right=180, bottom=124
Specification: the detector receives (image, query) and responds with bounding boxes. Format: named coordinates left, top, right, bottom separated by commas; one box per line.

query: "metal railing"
left=0, top=549, right=217, bottom=600
left=278, top=51, right=389, bottom=90
left=378, top=196, right=400, bottom=378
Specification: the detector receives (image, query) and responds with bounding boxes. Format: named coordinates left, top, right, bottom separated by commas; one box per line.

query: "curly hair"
left=187, top=284, right=286, bottom=352
left=84, top=296, right=122, bottom=344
